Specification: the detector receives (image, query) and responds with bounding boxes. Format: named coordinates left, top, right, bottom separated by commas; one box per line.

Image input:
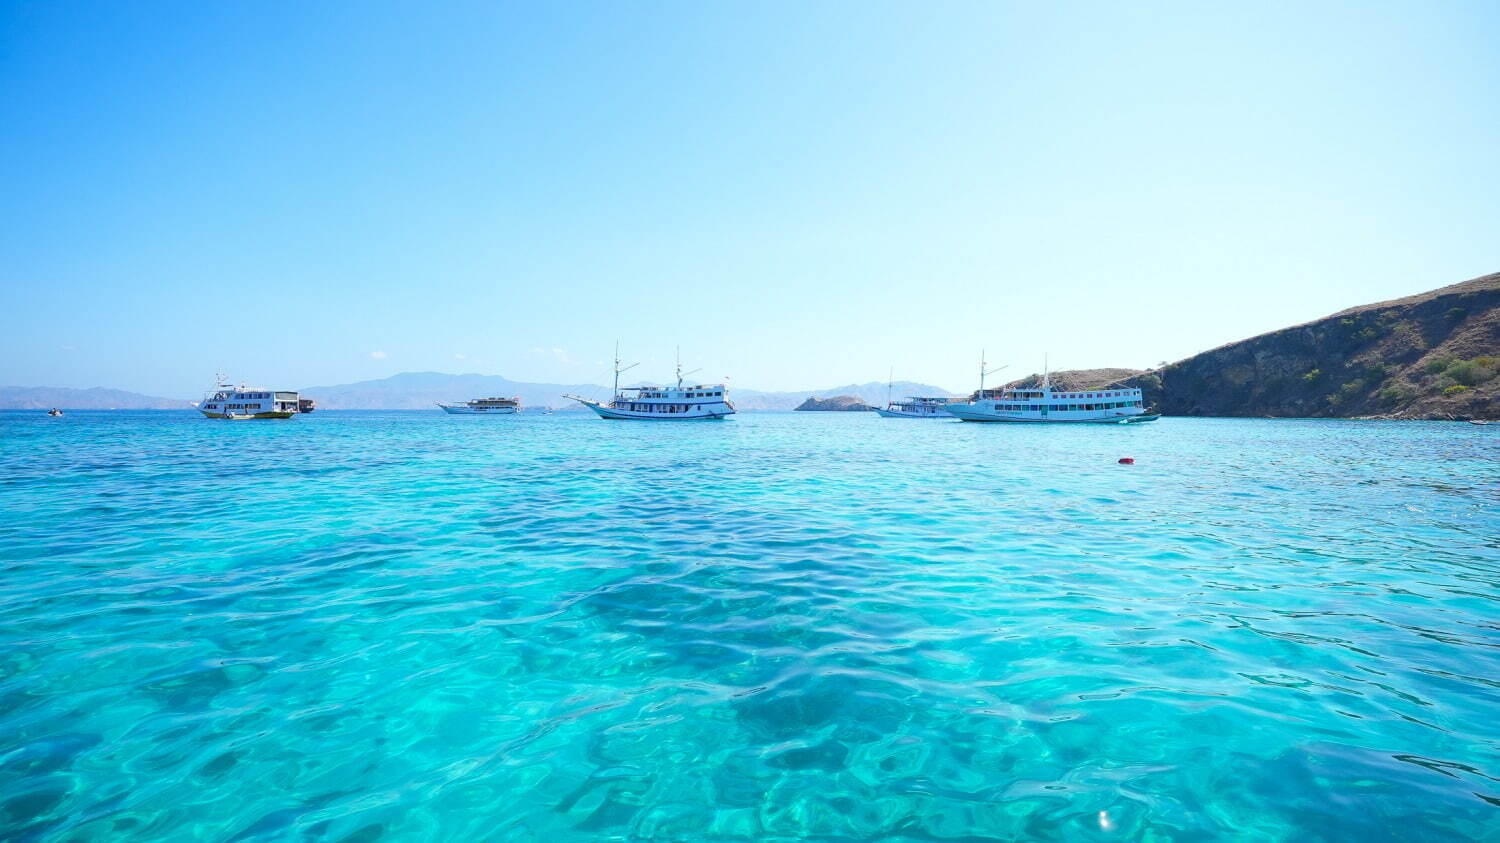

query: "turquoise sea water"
left=1, top=410, right=1496, bottom=841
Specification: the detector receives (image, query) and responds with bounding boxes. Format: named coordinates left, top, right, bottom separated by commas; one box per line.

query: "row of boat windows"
left=995, top=401, right=1144, bottom=411
left=624, top=403, right=703, bottom=413
left=638, top=391, right=722, bottom=398
left=1001, top=391, right=1138, bottom=400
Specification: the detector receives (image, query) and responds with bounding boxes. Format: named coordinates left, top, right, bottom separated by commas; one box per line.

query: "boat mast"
left=888, top=366, right=893, bottom=407
left=978, top=351, right=1005, bottom=397
left=612, top=341, right=639, bottom=398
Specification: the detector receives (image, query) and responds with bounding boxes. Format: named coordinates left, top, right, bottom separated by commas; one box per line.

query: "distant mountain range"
left=298, top=372, right=959, bottom=411
left=298, top=371, right=601, bottom=411
left=0, top=386, right=193, bottom=410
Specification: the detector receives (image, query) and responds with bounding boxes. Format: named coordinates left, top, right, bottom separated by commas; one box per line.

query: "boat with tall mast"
left=874, top=367, right=953, bottom=418
left=944, top=355, right=1158, bottom=424
left=564, top=346, right=735, bottom=420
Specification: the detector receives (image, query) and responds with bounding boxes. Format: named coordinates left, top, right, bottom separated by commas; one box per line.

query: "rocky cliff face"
left=794, top=395, right=872, bottom=411
left=1006, top=273, right=1498, bottom=419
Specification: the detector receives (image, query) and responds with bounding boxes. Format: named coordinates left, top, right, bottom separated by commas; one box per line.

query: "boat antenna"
left=613, top=341, right=639, bottom=397
left=1043, top=353, right=1050, bottom=391
left=888, top=366, right=893, bottom=406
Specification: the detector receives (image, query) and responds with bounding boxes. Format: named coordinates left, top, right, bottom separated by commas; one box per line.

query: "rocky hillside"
left=1002, top=368, right=1145, bottom=393
left=1003, top=273, right=1497, bottom=419
left=794, top=395, right=872, bottom=411
left=1142, top=272, right=1496, bottom=419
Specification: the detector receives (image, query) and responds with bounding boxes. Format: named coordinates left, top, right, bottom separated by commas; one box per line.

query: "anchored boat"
left=875, top=396, right=952, bottom=418
left=873, top=368, right=953, bottom=418
left=565, top=346, right=734, bottom=421
left=944, top=356, right=1159, bottom=424
left=437, top=396, right=521, bottom=415
left=198, top=375, right=300, bottom=420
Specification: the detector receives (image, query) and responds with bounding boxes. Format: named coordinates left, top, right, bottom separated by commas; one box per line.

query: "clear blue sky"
left=3, top=1, right=1497, bottom=398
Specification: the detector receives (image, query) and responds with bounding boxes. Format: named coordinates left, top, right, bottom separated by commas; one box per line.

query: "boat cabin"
left=200, top=384, right=301, bottom=419
left=886, top=396, right=949, bottom=413
left=971, top=386, right=1145, bottom=414
left=611, top=384, right=729, bottom=414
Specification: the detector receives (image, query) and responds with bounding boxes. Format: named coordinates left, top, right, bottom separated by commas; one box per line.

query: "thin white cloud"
left=453, top=353, right=467, bottom=360
left=369, top=350, right=388, bottom=360
left=527, top=347, right=574, bottom=364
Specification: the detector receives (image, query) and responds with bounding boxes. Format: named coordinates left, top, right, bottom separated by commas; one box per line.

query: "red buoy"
left=1118, top=457, right=1135, bottom=465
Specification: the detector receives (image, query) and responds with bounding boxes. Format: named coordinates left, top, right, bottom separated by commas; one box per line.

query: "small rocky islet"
left=794, top=395, right=873, bottom=412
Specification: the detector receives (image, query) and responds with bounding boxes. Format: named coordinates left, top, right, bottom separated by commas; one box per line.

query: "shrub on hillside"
left=1444, top=358, right=1498, bottom=387
left=1443, top=384, right=1471, bottom=395
left=1423, top=355, right=1457, bottom=375
left=1378, top=383, right=1414, bottom=404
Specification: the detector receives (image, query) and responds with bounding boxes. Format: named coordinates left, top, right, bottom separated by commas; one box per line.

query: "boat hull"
left=199, top=410, right=296, bottom=420
left=944, top=404, right=1159, bottom=424
left=874, top=407, right=950, bottom=419
left=578, top=400, right=732, bottom=420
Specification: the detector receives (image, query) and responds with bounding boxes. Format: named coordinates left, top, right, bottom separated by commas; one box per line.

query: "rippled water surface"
left=1, top=410, right=1497, bottom=841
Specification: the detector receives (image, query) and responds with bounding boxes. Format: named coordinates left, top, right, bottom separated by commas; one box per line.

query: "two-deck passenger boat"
left=943, top=355, right=1159, bottom=424
left=437, top=396, right=521, bottom=415
left=875, top=396, right=952, bottom=418
left=199, top=375, right=301, bottom=420
left=565, top=347, right=734, bottom=421
left=873, top=369, right=953, bottom=418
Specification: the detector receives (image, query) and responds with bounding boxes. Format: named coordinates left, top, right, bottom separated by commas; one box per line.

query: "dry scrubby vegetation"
left=1012, top=273, right=1498, bottom=419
